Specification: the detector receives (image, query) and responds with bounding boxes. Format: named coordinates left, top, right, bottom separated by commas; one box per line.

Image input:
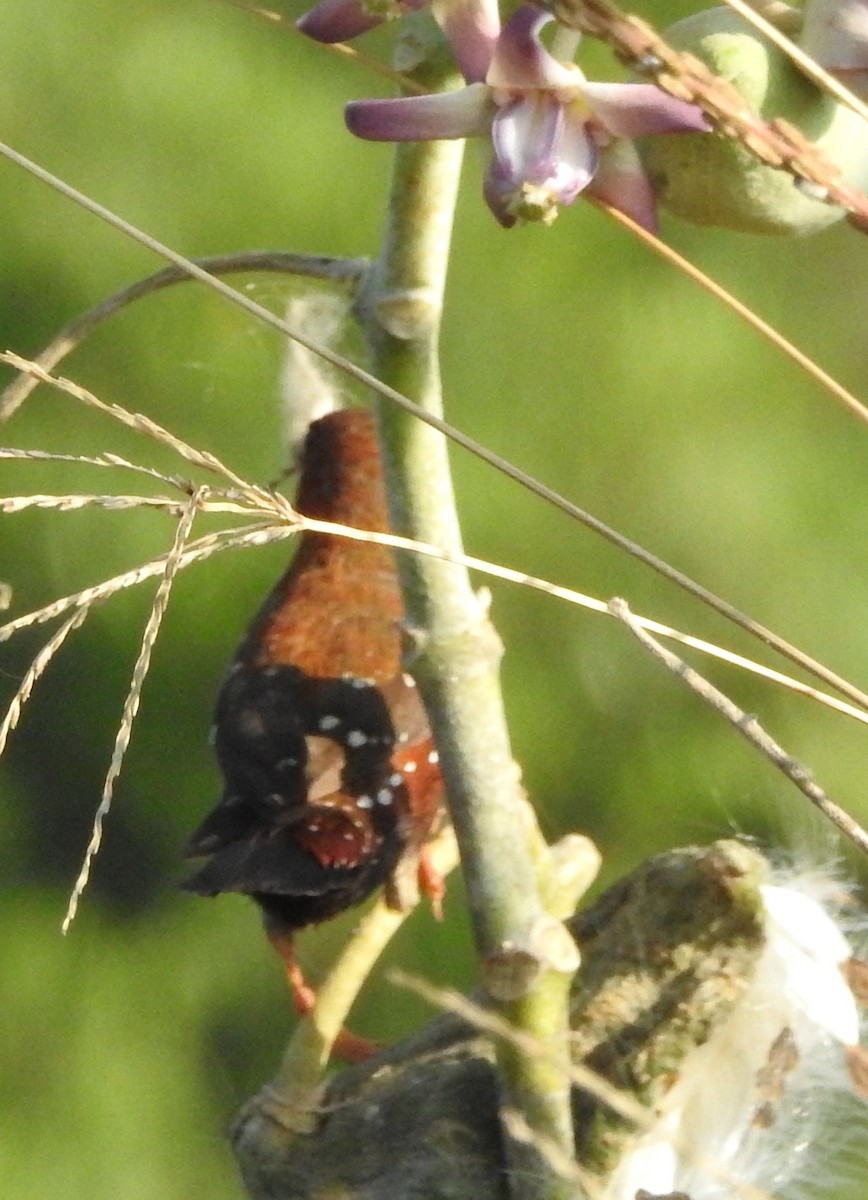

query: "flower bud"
left=642, top=6, right=868, bottom=234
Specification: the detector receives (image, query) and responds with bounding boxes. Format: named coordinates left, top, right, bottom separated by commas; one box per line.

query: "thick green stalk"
left=354, top=21, right=586, bottom=1199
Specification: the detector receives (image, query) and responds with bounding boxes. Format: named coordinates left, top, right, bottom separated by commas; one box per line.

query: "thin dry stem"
left=0, top=609, right=88, bottom=758
left=391, top=971, right=774, bottom=1200
left=500, top=1109, right=605, bottom=1200
left=62, top=490, right=205, bottom=931
left=738, top=0, right=801, bottom=33
left=0, top=523, right=298, bottom=645
left=609, top=597, right=868, bottom=857
left=391, top=971, right=671, bottom=1131
left=0, top=492, right=252, bottom=516
left=723, top=0, right=868, bottom=122
left=595, top=202, right=868, bottom=427
left=296, top=515, right=868, bottom=726
left=217, top=0, right=429, bottom=95
left=0, top=353, right=262, bottom=496
left=0, top=447, right=190, bottom=488
left=3, top=469, right=866, bottom=735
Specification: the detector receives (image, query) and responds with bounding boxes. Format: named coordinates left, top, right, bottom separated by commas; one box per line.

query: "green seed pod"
left=642, top=6, right=868, bottom=234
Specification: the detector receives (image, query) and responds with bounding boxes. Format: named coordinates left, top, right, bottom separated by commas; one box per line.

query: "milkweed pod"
left=641, top=6, right=868, bottom=234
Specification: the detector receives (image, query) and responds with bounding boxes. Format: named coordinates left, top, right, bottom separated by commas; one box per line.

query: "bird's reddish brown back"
left=182, top=409, right=444, bottom=939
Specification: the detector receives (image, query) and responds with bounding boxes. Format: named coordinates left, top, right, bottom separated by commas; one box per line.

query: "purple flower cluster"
left=299, top=0, right=708, bottom=228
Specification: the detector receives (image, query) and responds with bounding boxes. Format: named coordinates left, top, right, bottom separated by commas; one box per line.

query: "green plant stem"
left=359, top=47, right=545, bottom=1006
left=354, top=25, right=585, bottom=1199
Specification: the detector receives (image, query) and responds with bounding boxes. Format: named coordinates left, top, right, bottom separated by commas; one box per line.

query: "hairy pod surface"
left=643, top=6, right=868, bottom=234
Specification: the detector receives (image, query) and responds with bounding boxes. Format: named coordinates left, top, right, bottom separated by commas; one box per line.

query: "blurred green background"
left=1, top=1, right=867, bottom=1196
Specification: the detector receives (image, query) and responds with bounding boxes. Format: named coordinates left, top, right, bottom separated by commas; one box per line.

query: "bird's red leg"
left=330, top=1028, right=379, bottom=1065
left=417, top=846, right=446, bottom=921
left=264, top=920, right=378, bottom=1064
left=265, top=922, right=318, bottom=1015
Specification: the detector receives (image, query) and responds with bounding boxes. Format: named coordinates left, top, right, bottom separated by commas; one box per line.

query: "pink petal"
left=486, top=5, right=578, bottom=91
left=432, top=0, right=500, bottom=83
left=485, top=94, right=598, bottom=226
left=482, top=166, right=521, bottom=227
left=580, top=82, right=710, bottom=137
left=345, top=85, right=494, bottom=141
left=586, top=139, right=659, bottom=231
left=491, top=93, right=563, bottom=183
left=557, top=106, right=600, bottom=198
left=298, top=0, right=424, bottom=42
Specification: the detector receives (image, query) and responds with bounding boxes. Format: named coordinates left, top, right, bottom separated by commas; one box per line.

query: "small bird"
left=182, top=409, right=444, bottom=1050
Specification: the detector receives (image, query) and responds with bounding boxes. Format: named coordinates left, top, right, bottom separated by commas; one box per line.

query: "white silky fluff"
left=605, top=865, right=866, bottom=1200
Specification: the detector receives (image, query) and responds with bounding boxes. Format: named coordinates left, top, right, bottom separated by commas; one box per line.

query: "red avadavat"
left=183, top=409, right=443, bottom=1044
